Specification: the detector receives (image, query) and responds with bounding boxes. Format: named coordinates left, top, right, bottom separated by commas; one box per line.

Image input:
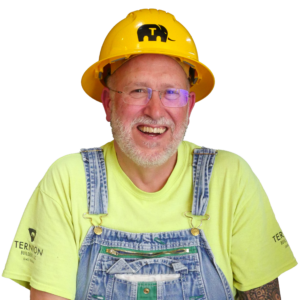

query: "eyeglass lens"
left=122, top=86, right=189, bottom=107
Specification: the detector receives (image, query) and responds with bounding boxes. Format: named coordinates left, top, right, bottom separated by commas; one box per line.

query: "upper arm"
left=237, top=278, right=281, bottom=299
left=30, top=287, right=69, bottom=300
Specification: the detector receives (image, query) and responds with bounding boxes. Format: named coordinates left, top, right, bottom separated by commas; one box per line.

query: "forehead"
left=113, top=54, right=188, bottom=88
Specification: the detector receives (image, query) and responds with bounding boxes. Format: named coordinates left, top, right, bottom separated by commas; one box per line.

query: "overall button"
left=94, top=227, right=102, bottom=235
left=137, top=282, right=157, bottom=299
left=191, top=228, right=200, bottom=236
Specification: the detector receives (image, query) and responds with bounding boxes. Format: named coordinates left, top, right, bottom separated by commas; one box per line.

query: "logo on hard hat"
left=137, top=24, right=175, bottom=42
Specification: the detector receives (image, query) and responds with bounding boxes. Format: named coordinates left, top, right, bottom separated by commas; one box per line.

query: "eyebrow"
left=128, top=82, right=181, bottom=89
left=128, top=82, right=148, bottom=87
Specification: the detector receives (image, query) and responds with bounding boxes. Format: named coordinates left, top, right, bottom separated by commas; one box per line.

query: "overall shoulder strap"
left=80, top=147, right=108, bottom=215
left=192, top=147, right=218, bottom=216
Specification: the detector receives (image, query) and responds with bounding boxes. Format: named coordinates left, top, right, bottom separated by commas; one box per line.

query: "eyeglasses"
left=107, top=85, right=190, bottom=107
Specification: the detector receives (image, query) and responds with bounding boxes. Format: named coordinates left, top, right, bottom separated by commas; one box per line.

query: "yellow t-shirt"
left=2, top=141, right=297, bottom=300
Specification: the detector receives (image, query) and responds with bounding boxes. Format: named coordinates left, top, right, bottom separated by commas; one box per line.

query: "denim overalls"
left=75, top=147, right=234, bottom=300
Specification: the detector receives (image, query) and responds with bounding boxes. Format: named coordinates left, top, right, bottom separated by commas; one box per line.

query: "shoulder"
left=42, top=142, right=114, bottom=186
left=215, top=149, right=241, bottom=161
left=184, top=141, right=258, bottom=189
left=39, top=152, right=85, bottom=197
left=181, top=140, right=244, bottom=161
left=214, top=149, right=251, bottom=172
left=45, top=153, right=83, bottom=177
left=183, top=141, right=252, bottom=173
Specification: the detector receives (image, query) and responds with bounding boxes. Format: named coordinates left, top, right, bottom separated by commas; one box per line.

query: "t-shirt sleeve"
left=2, top=182, right=78, bottom=299
left=230, top=156, right=297, bottom=292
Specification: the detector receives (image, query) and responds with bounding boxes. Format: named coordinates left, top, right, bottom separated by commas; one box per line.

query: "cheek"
left=114, top=105, right=139, bottom=127
left=171, top=109, right=189, bottom=126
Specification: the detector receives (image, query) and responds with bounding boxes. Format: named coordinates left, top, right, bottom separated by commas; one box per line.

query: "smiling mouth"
left=137, top=125, right=167, bottom=136
left=137, top=127, right=169, bottom=138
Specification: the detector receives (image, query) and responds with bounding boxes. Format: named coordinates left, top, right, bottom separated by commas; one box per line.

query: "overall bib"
left=75, top=147, right=234, bottom=300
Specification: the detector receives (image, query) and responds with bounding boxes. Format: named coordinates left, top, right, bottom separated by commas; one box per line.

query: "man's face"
left=102, top=54, right=195, bottom=167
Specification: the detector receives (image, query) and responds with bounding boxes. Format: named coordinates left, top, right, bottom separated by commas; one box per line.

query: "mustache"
left=131, top=116, right=175, bottom=131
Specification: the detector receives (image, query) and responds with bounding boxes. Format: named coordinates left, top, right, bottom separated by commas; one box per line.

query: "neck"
left=114, top=141, right=178, bottom=193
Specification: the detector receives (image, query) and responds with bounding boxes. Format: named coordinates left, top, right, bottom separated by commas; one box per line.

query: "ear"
left=187, top=91, right=196, bottom=118
left=101, top=87, right=112, bottom=122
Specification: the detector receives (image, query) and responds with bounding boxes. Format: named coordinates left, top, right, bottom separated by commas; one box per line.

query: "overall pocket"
left=87, top=246, right=207, bottom=300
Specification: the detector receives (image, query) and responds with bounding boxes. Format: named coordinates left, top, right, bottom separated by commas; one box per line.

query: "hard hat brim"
left=81, top=54, right=215, bottom=103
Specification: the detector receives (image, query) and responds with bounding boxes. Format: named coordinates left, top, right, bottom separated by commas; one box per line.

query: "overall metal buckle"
left=184, top=211, right=210, bottom=236
left=83, top=212, right=108, bottom=235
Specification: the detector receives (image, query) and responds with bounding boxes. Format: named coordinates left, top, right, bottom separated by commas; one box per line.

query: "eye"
left=129, top=87, right=148, bottom=99
left=130, top=88, right=147, bottom=94
left=165, top=89, right=180, bottom=95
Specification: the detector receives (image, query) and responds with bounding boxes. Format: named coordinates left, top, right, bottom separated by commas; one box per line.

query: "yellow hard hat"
left=82, top=9, right=215, bottom=103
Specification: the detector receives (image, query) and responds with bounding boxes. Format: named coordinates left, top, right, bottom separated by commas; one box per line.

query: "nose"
left=147, top=90, right=165, bottom=107
left=151, top=89, right=164, bottom=100
left=147, top=89, right=164, bottom=101
left=143, top=89, right=167, bottom=119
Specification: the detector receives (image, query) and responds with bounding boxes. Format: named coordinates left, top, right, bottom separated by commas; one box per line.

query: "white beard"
left=110, top=108, right=189, bottom=168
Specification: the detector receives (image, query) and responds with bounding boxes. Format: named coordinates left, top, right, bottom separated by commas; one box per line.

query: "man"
left=2, top=9, right=297, bottom=300
left=102, top=54, right=195, bottom=186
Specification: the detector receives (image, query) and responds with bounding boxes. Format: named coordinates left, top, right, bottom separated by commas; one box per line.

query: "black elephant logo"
left=137, top=24, right=175, bottom=42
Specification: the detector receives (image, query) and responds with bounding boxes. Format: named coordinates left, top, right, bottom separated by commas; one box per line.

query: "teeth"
left=139, top=126, right=167, bottom=134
